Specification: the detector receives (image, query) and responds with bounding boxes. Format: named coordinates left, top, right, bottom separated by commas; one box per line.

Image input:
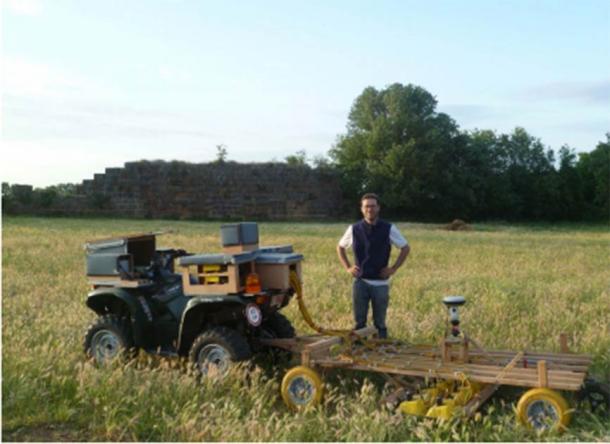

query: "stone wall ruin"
left=3, top=160, right=345, bottom=220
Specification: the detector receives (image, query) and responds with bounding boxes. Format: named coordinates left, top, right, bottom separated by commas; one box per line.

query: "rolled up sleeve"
left=390, top=224, right=408, bottom=248
left=338, top=226, right=353, bottom=249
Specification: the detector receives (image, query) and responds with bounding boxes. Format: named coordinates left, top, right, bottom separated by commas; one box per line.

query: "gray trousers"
left=352, top=279, right=389, bottom=338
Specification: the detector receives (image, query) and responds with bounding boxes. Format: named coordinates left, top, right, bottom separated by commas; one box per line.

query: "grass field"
left=2, top=216, right=609, bottom=441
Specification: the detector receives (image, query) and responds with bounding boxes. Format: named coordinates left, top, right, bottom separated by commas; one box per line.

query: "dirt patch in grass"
left=3, top=424, right=93, bottom=442
left=444, top=218, right=472, bottom=231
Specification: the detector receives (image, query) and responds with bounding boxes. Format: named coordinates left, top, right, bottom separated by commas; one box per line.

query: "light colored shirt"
left=338, top=223, right=408, bottom=286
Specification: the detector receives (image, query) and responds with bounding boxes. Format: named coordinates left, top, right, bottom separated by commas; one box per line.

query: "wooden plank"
left=464, top=334, right=495, bottom=362
left=467, top=349, right=591, bottom=363
left=258, top=338, right=303, bottom=352
left=560, top=333, right=569, bottom=353
left=465, top=355, right=590, bottom=372
left=404, top=347, right=591, bottom=370
left=441, top=339, right=450, bottom=362
left=401, top=344, right=591, bottom=364
left=368, top=345, right=592, bottom=370
left=464, top=384, right=500, bottom=417
left=351, top=326, right=378, bottom=337
left=260, top=329, right=378, bottom=355
left=302, top=326, right=377, bottom=356
left=312, top=360, right=584, bottom=391
left=493, top=351, right=524, bottom=383
left=382, top=387, right=409, bottom=408
left=302, top=349, right=311, bottom=367
left=304, top=336, right=343, bottom=355
left=268, top=327, right=378, bottom=365
left=346, top=350, right=586, bottom=383
left=538, top=360, right=548, bottom=387
left=444, top=349, right=591, bottom=365
left=313, top=351, right=586, bottom=388
left=460, top=338, right=469, bottom=362
left=344, top=349, right=585, bottom=378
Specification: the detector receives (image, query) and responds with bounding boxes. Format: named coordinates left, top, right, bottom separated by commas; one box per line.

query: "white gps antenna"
left=442, top=295, right=466, bottom=339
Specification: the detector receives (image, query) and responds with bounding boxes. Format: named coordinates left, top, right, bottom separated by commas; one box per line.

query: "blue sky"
left=2, top=0, right=609, bottom=187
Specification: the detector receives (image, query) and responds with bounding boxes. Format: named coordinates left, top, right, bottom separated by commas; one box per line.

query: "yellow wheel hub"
left=281, top=366, right=323, bottom=410
left=516, top=388, right=571, bottom=432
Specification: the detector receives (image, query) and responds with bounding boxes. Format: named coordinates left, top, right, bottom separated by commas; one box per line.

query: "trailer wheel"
left=281, top=366, right=323, bottom=410
left=516, top=388, right=571, bottom=432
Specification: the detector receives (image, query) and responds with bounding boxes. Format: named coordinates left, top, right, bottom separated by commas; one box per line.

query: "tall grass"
left=2, top=216, right=609, bottom=441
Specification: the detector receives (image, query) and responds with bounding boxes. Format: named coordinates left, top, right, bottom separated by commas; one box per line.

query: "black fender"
left=177, top=295, right=249, bottom=354
left=86, top=287, right=153, bottom=348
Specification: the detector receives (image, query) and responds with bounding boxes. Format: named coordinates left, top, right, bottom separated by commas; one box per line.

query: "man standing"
left=336, top=193, right=410, bottom=338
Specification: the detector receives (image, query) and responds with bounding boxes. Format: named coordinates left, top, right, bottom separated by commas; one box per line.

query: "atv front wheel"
left=84, top=315, right=134, bottom=365
left=189, top=327, right=252, bottom=378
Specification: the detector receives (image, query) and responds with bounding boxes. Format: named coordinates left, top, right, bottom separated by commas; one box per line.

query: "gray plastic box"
left=220, top=222, right=259, bottom=247
left=85, top=234, right=156, bottom=276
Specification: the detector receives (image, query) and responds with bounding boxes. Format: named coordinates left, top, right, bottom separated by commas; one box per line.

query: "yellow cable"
left=289, top=271, right=352, bottom=337
left=289, top=271, right=472, bottom=406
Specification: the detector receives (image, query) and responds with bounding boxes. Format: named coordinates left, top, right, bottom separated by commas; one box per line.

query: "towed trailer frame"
left=262, top=290, right=605, bottom=432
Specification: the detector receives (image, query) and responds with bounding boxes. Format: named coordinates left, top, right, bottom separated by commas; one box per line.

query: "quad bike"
left=83, top=222, right=300, bottom=377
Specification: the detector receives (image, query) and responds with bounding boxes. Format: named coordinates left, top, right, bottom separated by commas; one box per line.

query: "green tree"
left=494, top=127, right=558, bottom=220
left=577, top=134, right=610, bottom=220
left=555, top=145, right=583, bottom=220
left=330, top=83, right=473, bottom=219
left=2, top=182, right=13, bottom=212
left=330, top=82, right=606, bottom=221
left=35, top=188, right=58, bottom=208
left=215, top=144, right=228, bottom=163
left=311, top=154, right=332, bottom=170
left=285, top=149, right=308, bottom=167
left=50, top=183, right=78, bottom=197
left=463, top=130, right=513, bottom=218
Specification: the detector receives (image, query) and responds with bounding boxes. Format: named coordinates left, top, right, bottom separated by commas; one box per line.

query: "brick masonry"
left=5, top=160, right=346, bottom=220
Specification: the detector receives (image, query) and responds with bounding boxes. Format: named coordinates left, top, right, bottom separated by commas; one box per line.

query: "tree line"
left=326, top=83, right=608, bottom=222
left=3, top=82, right=608, bottom=222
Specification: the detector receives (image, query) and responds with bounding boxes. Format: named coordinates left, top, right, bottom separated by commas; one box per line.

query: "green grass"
left=2, top=216, right=609, bottom=441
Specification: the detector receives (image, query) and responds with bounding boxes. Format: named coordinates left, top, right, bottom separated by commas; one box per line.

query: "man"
left=336, top=193, right=410, bottom=338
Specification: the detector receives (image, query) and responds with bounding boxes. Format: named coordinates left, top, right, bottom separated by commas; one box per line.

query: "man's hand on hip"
left=379, top=267, right=395, bottom=279
left=347, top=265, right=360, bottom=277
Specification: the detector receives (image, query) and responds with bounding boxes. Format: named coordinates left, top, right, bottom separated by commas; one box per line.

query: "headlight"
left=245, top=303, right=262, bottom=327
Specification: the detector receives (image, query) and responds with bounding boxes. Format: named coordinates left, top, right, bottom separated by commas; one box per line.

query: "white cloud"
left=520, top=79, right=610, bottom=105
left=3, top=0, right=43, bottom=16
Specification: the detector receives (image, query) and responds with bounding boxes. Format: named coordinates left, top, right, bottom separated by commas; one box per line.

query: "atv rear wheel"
left=259, top=312, right=295, bottom=362
left=263, top=312, right=296, bottom=339
left=84, top=315, right=134, bottom=365
left=189, top=327, right=252, bottom=378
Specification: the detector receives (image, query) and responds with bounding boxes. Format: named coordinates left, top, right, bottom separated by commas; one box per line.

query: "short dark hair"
left=360, top=193, right=380, bottom=205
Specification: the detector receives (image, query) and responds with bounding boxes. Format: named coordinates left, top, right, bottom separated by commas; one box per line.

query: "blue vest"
left=352, top=219, right=391, bottom=279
